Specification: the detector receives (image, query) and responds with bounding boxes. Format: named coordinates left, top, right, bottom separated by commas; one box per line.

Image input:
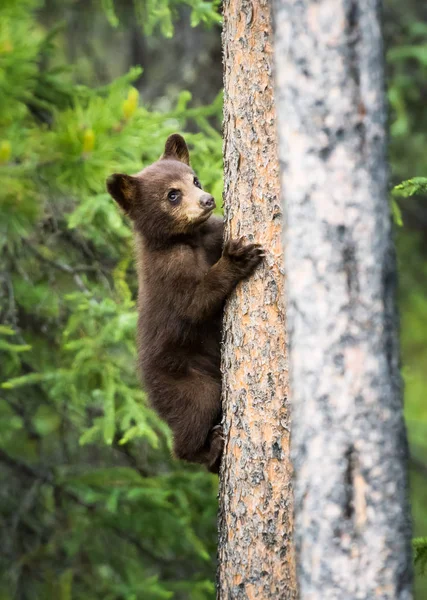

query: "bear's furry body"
left=107, top=135, right=263, bottom=472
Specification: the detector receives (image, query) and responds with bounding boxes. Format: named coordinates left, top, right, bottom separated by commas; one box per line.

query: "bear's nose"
left=199, top=194, right=215, bottom=210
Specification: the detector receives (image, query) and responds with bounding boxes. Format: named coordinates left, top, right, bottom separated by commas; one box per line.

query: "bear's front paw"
left=223, top=237, right=265, bottom=278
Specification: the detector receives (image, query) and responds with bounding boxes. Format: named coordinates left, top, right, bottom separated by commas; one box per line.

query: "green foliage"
left=386, top=2, right=427, bottom=596
left=103, top=0, right=221, bottom=38
left=393, top=177, right=427, bottom=198
left=414, top=538, right=427, bottom=575
left=0, top=0, right=222, bottom=598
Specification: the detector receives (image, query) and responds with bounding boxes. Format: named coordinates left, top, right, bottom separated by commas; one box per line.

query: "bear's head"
left=106, top=134, right=215, bottom=244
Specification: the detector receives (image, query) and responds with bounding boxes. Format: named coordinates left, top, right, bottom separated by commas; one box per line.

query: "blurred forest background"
left=0, top=0, right=426, bottom=598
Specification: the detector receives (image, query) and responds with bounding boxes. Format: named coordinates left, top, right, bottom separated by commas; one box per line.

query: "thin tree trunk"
left=272, top=1, right=413, bottom=598
left=217, top=1, right=297, bottom=598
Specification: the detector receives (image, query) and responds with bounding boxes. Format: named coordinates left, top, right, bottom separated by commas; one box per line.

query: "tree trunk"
left=217, top=1, right=297, bottom=598
left=272, top=1, right=413, bottom=598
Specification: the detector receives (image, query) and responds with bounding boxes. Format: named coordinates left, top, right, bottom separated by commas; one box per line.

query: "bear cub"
left=106, top=134, right=264, bottom=473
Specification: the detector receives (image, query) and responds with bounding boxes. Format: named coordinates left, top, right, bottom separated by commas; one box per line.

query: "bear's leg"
left=168, top=373, right=224, bottom=472
left=174, top=423, right=224, bottom=473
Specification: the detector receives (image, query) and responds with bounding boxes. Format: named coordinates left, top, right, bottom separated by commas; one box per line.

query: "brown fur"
left=106, top=134, right=264, bottom=472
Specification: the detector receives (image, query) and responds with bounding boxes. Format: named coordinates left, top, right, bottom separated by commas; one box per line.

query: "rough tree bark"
left=272, top=1, right=413, bottom=598
left=217, top=1, right=297, bottom=598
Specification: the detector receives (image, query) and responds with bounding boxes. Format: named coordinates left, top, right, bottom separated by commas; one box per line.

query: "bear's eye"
left=193, top=177, right=202, bottom=189
left=168, top=189, right=181, bottom=204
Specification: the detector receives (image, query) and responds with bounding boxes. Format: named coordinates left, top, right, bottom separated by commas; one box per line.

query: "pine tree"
left=217, top=0, right=297, bottom=597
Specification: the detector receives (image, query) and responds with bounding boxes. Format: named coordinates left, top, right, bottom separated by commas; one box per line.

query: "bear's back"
left=135, top=233, right=222, bottom=390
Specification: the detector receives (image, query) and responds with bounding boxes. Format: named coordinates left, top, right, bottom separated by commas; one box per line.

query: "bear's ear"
left=162, top=134, right=190, bottom=165
left=106, top=173, right=137, bottom=215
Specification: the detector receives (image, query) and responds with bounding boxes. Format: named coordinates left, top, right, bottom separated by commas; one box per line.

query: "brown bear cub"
left=106, top=134, right=264, bottom=473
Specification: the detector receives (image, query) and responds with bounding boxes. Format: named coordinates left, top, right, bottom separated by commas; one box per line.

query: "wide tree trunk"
left=217, top=1, right=297, bottom=598
left=272, top=1, right=413, bottom=598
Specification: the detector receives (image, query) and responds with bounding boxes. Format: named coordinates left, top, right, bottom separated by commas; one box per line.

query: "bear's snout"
left=199, top=194, right=215, bottom=210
